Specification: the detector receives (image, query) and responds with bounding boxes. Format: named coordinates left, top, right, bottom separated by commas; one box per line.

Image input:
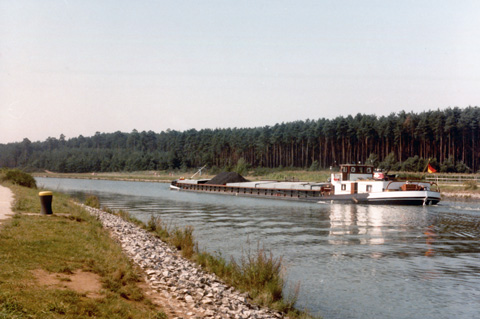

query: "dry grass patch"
left=32, top=269, right=103, bottom=299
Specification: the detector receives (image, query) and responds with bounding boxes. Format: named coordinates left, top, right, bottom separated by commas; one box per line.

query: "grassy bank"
left=0, top=183, right=167, bottom=319
left=100, top=206, right=315, bottom=319
left=32, top=170, right=205, bottom=183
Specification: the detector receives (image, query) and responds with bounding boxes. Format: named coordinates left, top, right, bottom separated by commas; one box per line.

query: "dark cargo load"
left=205, top=172, right=249, bottom=185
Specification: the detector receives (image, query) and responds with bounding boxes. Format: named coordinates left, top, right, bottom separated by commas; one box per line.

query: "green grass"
left=0, top=183, right=167, bottom=319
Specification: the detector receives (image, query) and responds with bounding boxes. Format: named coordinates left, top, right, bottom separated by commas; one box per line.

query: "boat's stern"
left=366, top=190, right=441, bottom=205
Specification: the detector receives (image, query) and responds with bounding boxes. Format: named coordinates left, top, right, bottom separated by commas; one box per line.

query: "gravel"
left=83, top=205, right=287, bottom=319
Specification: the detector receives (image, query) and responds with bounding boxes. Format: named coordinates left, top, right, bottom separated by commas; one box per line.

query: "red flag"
left=427, top=163, right=437, bottom=173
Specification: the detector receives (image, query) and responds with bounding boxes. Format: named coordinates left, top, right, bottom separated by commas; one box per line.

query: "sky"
left=1, top=0, right=480, bottom=144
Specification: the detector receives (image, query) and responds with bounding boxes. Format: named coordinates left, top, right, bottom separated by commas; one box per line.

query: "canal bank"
left=83, top=204, right=293, bottom=319
left=1, top=182, right=303, bottom=318
left=442, top=191, right=480, bottom=200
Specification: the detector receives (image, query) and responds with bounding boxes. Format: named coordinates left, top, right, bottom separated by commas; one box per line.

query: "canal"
left=37, top=177, right=480, bottom=319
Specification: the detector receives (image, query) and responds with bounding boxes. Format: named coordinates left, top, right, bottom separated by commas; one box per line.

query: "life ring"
left=351, top=167, right=356, bottom=173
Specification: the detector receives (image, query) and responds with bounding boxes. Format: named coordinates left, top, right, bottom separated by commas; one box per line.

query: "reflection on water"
left=37, top=177, right=480, bottom=319
left=329, top=205, right=394, bottom=246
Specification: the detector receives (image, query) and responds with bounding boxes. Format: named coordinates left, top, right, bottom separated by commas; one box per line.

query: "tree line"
left=1, top=106, right=479, bottom=173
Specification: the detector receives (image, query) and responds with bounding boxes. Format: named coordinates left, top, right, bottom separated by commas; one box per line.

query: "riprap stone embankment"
left=83, top=205, right=287, bottom=319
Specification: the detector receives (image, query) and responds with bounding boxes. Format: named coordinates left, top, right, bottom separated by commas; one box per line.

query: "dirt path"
left=0, top=185, right=14, bottom=226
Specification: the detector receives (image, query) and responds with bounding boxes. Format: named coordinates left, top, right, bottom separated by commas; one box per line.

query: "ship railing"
left=385, top=180, right=440, bottom=192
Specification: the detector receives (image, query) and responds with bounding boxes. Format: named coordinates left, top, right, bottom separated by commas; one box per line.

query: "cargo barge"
left=170, top=164, right=441, bottom=205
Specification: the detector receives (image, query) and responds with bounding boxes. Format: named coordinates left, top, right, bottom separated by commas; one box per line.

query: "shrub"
left=146, top=215, right=158, bottom=232
left=232, top=246, right=284, bottom=304
left=171, top=225, right=195, bottom=258
left=84, top=195, right=100, bottom=208
left=146, top=215, right=169, bottom=240
left=1, top=169, right=37, bottom=188
left=194, top=251, right=235, bottom=279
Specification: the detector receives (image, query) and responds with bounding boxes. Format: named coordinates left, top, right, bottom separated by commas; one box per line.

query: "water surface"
left=37, top=177, right=480, bottom=319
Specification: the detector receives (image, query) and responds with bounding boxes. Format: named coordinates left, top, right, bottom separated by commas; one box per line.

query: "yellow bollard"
left=39, top=191, right=53, bottom=215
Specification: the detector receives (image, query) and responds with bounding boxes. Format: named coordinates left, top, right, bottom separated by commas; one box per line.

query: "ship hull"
left=170, top=181, right=441, bottom=206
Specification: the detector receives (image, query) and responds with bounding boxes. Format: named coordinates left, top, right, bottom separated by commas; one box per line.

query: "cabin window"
left=341, top=184, right=347, bottom=191
left=366, top=185, right=372, bottom=192
left=351, top=167, right=356, bottom=173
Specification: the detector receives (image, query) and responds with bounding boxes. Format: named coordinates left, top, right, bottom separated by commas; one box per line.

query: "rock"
left=201, top=298, right=214, bottom=305
left=204, top=309, right=215, bottom=316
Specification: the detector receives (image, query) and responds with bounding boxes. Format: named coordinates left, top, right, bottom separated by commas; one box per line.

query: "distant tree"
left=378, top=152, right=398, bottom=172
left=234, top=158, right=249, bottom=176
left=366, top=153, right=379, bottom=167
left=440, top=157, right=456, bottom=173
left=401, top=156, right=425, bottom=172
left=309, top=160, right=320, bottom=171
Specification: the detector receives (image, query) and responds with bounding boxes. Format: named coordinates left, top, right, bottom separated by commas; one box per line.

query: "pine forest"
left=1, top=107, right=479, bottom=174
